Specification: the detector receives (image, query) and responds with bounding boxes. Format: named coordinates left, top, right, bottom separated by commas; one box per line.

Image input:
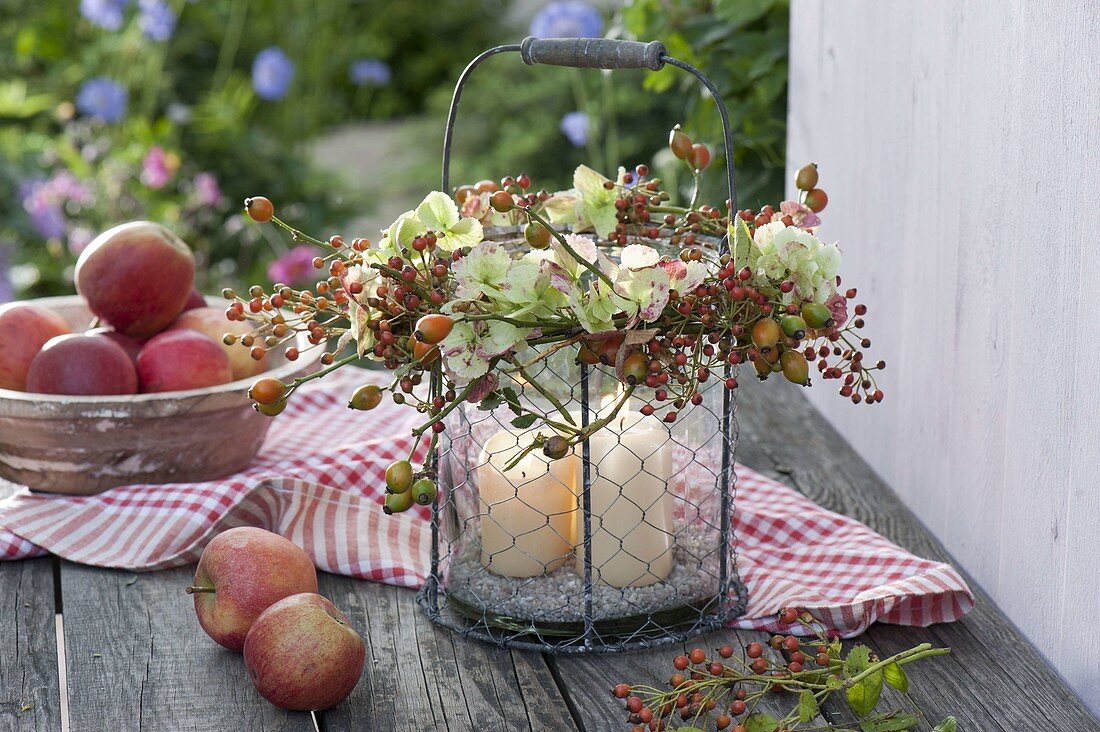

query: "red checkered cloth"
left=0, top=371, right=972, bottom=636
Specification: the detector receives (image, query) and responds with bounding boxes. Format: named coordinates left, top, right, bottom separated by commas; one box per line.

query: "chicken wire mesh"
left=415, top=231, right=747, bottom=652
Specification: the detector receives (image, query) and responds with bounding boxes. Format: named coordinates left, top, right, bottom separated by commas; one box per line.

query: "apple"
left=170, top=306, right=267, bottom=381
left=0, top=303, right=71, bottom=391
left=85, top=326, right=144, bottom=365
left=181, top=288, right=206, bottom=313
left=136, top=329, right=233, bottom=393
left=187, top=527, right=318, bottom=651
left=26, top=333, right=138, bottom=396
left=75, top=221, right=195, bottom=338
left=243, top=593, right=365, bottom=711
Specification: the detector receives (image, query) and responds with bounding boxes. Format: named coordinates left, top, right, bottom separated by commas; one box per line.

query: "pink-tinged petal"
left=660, top=259, right=687, bottom=281
left=826, top=293, right=848, bottom=328
left=466, top=373, right=499, bottom=403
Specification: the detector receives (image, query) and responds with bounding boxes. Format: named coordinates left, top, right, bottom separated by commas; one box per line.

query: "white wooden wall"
left=786, top=0, right=1099, bottom=713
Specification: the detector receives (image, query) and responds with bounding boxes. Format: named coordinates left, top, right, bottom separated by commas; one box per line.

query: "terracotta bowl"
left=0, top=296, right=318, bottom=495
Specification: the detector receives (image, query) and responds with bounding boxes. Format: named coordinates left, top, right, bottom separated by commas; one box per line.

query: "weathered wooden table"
left=2, top=378, right=1097, bottom=731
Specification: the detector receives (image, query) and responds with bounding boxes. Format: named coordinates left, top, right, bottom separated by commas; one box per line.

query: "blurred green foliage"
left=0, top=0, right=510, bottom=298
left=438, top=0, right=789, bottom=211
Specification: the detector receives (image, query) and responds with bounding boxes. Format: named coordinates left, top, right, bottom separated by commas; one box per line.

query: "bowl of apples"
left=0, top=222, right=318, bottom=495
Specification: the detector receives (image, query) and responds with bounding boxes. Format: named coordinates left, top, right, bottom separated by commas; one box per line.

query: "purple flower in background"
left=349, top=58, right=392, bottom=87
left=267, top=245, right=316, bottom=285
left=0, top=246, right=12, bottom=304
left=20, top=173, right=93, bottom=242
left=80, top=0, right=130, bottom=31
left=193, top=172, right=224, bottom=207
left=76, top=77, right=128, bottom=122
left=560, top=111, right=589, bottom=147
left=21, top=181, right=67, bottom=241
left=141, top=146, right=176, bottom=189
left=252, top=47, right=295, bottom=101
left=138, top=0, right=176, bottom=41
left=530, top=1, right=603, bottom=38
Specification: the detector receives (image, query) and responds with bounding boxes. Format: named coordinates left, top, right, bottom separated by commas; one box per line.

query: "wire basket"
left=416, top=37, right=748, bottom=652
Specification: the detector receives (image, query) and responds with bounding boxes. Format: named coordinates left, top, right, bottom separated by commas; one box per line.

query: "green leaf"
left=477, top=391, right=502, bottom=412
left=846, top=670, right=883, bottom=718
left=714, top=0, right=778, bottom=30
left=501, top=387, right=522, bottom=414
left=844, top=645, right=873, bottom=676
left=932, top=718, right=958, bottom=732
left=859, top=714, right=919, bottom=731
left=883, top=662, right=909, bottom=693
left=798, top=689, right=818, bottom=722
left=744, top=713, right=780, bottom=732
left=510, top=413, right=537, bottom=429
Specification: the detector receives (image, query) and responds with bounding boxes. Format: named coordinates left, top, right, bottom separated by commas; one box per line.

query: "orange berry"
left=245, top=196, right=274, bottom=223
left=248, top=377, right=286, bottom=405
left=415, top=314, right=454, bottom=344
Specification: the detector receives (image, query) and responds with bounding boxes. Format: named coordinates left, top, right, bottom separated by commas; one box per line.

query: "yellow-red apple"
left=136, top=329, right=232, bottom=393
left=25, top=333, right=138, bottom=396
left=187, top=527, right=318, bottom=651
left=0, top=303, right=71, bottom=391
left=243, top=593, right=365, bottom=711
left=170, top=306, right=267, bottom=381
left=75, top=221, right=195, bottom=338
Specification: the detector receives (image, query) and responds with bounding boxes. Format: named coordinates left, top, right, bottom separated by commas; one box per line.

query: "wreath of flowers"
left=229, top=126, right=883, bottom=512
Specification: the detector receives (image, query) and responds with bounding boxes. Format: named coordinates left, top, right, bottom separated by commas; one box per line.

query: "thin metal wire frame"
left=423, top=40, right=746, bottom=652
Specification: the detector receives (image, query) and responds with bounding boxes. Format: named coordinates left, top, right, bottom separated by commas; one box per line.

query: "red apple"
left=187, top=527, right=318, bottom=651
left=181, top=288, right=206, bottom=313
left=136, top=329, right=233, bottom=393
left=26, top=333, right=138, bottom=396
left=85, top=326, right=144, bottom=365
left=75, top=221, right=196, bottom=338
left=0, top=303, right=71, bottom=391
left=170, top=306, right=267, bottom=381
left=243, top=593, right=365, bottom=711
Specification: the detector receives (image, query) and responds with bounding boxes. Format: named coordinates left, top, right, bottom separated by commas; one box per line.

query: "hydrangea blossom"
left=349, top=59, right=392, bottom=86
left=138, top=0, right=175, bottom=41
left=75, top=77, right=128, bottom=122
left=571, top=165, right=617, bottom=238
left=441, top=320, right=527, bottom=382
left=80, top=0, right=129, bottom=31
left=529, top=0, right=603, bottom=38
left=560, top=111, right=589, bottom=147
left=380, top=191, right=483, bottom=256
left=750, top=221, right=842, bottom=303
left=252, top=47, right=295, bottom=101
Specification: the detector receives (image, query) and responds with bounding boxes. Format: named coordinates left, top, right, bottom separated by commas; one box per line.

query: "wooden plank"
left=733, top=375, right=1099, bottom=727
left=60, top=562, right=315, bottom=732
left=317, top=575, right=577, bottom=731
left=0, top=557, right=61, bottom=731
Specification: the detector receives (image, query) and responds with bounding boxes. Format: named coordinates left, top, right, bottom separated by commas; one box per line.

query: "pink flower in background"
left=141, top=146, right=179, bottom=189
left=267, top=245, right=316, bottom=285
left=67, top=227, right=95, bottom=255
left=193, top=172, right=224, bottom=207
left=826, top=292, right=848, bottom=328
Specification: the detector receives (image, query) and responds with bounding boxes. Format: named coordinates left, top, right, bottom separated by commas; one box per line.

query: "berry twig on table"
left=610, top=608, right=956, bottom=732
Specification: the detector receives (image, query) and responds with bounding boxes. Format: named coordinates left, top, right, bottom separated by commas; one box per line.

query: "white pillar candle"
left=477, top=429, right=579, bottom=578
left=576, top=410, right=674, bottom=588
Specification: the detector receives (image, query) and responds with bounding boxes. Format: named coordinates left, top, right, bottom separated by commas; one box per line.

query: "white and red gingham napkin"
left=0, top=371, right=972, bottom=636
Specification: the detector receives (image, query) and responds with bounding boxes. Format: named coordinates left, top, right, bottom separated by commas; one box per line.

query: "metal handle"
left=441, top=40, right=739, bottom=248
left=520, top=37, right=666, bottom=71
